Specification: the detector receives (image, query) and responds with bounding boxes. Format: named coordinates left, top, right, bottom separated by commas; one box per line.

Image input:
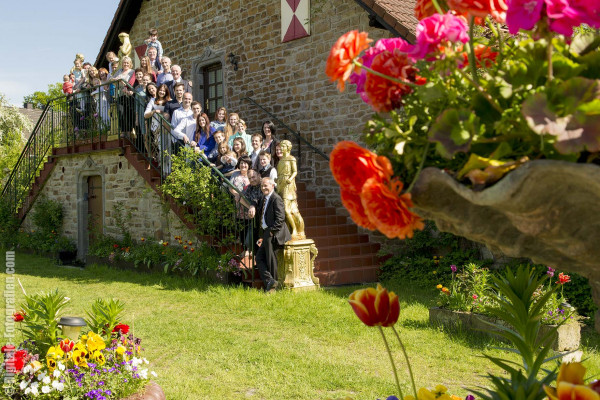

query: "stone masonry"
left=119, top=0, right=391, bottom=210
left=22, top=150, right=190, bottom=249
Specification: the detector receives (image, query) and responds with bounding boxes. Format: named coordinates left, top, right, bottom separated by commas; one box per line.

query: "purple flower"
left=547, top=266, right=555, bottom=278
left=80, top=116, right=85, bottom=121
left=74, top=127, right=79, bottom=132
left=93, top=113, right=98, bottom=118
left=450, top=265, right=457, bottom=273
left=412, top=13, right=469, bottom=60
left=466, top=395, right=475, bottom=400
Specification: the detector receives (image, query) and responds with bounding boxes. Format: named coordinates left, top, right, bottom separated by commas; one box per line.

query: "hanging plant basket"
left=411, top=160, right=600, bottom=332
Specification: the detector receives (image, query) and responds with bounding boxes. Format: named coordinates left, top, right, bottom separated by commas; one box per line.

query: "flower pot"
left=120, top=381, right=165, bottom=400
left=412, top=160, right=600, bottom=333
left=428, top=307, right=581, bottom=352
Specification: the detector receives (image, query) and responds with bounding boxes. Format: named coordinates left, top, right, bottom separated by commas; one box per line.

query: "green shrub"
left=31, top=195, right=64, bottom=235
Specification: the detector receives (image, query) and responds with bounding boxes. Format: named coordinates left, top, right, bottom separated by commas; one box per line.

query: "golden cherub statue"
left=276, top=140, right=305, bottom=240
left=118, top=32, right=132, bottom=64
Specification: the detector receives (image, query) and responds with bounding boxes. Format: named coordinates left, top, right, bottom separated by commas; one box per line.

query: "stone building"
left=95, top=0, right=417, bottom=208
left=16, top=0, right=419, bottom=285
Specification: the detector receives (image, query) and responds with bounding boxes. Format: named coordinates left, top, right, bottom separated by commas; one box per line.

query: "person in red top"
left=62, top=74, right=73, bottom=94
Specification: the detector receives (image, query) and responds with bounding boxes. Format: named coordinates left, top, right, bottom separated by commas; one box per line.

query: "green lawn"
left=1, top=252, right=599, bottom=399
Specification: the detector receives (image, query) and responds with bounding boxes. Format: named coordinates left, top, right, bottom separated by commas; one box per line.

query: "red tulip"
left=12, top=311, right=25, bottom=322
left=557, top=272, right=571, bottom=285
left=348, top=284, right=400, bottom=327
left=60, top=339, right=75, bottom=353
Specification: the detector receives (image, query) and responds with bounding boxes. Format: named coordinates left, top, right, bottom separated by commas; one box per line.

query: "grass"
left=1, top=251, right=599, bottom=399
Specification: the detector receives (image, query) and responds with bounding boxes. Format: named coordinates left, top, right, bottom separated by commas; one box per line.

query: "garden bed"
left=85, top=255, right=242, bottom=285
left=429, top=307, right=581, bottom=352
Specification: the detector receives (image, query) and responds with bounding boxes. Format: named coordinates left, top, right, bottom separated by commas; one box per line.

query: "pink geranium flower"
left=506, top=0, right=544, bottom=34
left=412, top=13, right=469, bottom=60
left=350, top=38, right=414, bottom=102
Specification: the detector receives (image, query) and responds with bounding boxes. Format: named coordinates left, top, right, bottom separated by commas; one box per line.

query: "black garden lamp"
left=59, top=316, right=87, bottom=340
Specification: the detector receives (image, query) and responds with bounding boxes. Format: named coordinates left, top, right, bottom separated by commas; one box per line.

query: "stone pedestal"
left=277, top=239, right=320, bottom=291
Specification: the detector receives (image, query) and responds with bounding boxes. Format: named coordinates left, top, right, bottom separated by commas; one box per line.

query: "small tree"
left=22, top=82, right=63, bottom=109
left=0, top=92, right=30, bottom=185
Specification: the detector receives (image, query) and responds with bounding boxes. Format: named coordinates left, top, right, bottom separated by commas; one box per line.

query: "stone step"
left=296, top=206, right=337, bottom=217
left=315, top=253, right=379, bottom=272
left=317, top=242, right=380, bottom=259
left=302, top=214, right=347, bottom=227
left=315, top=265, right=380, bottom=286
left=305, top=223, right=358, bottom=237
left=312, top=233, right=371, bottom=247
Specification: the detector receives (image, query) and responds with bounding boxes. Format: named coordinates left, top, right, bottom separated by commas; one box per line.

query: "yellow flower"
left=85, top=332, right=106, bottom=353
left=544, top=362, right=600, bottom=400
left=72, top=349, right=88, bottom=368
left=115, top=345, right=128, bottom=361
left=92, top=350, right=106, bottom=366
left=46, top=357, right=57, bottom=372
left=29, top=360, right=42, bottom=373
left=46, top=345, right=65, bottom=360
left=436, top=284, right=443, bottom=289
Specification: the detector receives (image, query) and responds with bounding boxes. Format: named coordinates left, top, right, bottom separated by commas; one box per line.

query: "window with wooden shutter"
left=281, top=0, right=310, bottom=43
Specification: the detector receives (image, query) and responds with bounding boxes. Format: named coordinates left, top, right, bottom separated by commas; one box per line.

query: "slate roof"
left=360, top=0, right=418, bottom=42
left=18, top=107, right=44, bottom=139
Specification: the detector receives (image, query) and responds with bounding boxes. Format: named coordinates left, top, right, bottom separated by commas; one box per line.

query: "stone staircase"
left=18, top=137, right=383, bottom=287
left=296, top=181, right=381, bottom=286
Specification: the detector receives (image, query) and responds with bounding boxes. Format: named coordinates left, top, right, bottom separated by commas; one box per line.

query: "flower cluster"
left=326, top=0, right=600, bottom=210
left=544, top=362, right=600, bottom=400
left=330, top=141, right=424, bottom=239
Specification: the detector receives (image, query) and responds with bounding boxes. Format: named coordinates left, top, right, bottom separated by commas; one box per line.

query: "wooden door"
left=87, top=175, right=103, bottom=244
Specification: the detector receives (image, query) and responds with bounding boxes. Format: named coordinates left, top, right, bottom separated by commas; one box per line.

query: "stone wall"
left=122, top=0, right=391, bottom=208
left=22, top=150, right=190, bottom=255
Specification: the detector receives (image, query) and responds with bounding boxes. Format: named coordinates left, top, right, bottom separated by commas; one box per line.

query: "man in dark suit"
left=166, top=65, right=192, bottom=99
left=249, top=177, right=291, bottom=291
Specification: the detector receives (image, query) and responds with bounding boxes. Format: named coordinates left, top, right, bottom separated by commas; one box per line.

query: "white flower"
left=53, top=369, right=61, bottom=378
left=41, top=385, right=51, bottom=394
left=52, top=381, right=64, bottom=392
left=151, top=371, right=157, bottom=377
left=37, top=372, right=46, bottom=381
left=30, top=382, right=39, bottom=389
left=143, top=358, right=149, bottom=364
left=22, top=365, right=32, bottom=374
left=138, top=368, right=148, bottom=379
left=57, top=361, right=66, bottom=371
left=24, top=388, right=31, bottom=395
left=30, top=386, right=39, bottom=396
left=42, top=376, right=51, bottom=385
left=19, top=380, right=28, bottom=390
left=131, top=357, right=143, bottom=367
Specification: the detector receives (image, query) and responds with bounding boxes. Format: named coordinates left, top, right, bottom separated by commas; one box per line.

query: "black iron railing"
left=241, top=97, right=329, bottom=170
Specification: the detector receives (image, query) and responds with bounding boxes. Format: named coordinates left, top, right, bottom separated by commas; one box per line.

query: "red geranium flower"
left=113, top=244, right=119, bottom=249
left=1, top=345, right=15, bottom=354
left=112, top=323, right=130, bottom=335
left=415, top=0, right=438, bottom=20
left=326, top=30, right=372, bottom=91
left=341, top=190, right=376, bottom=230
left=461, top=44, right=499, bottom=68
left=360, top=178, right=424, bottom=239
left=329, top=141, right=393, bottom=194
left=364, top=50, right=424, bottom=112
left=447, top=0, right=507, bottom=22
left=557, top=272, right=571, bottom=285
left=5, top=350, right=28, bottom=373
left=12, top=311, right=25, bottom=322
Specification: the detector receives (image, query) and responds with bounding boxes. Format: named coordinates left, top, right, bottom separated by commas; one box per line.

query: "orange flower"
left=330, top=141, right=393, bottom=194
left=461, top=44, right=498, bottom=68
left=557, top=272, right=571, bottom=285
left=415, top=0, right=438, bottom=20
left=544, top=362, right=600, bottom=400
left=360, top=178, right=424, bottom=239
left=188, top=241, right=192, bottom=245
left=364, top=50, right=423, bottom=112
left=325, top=30, right=372, bottom=91
left=183, top=245, right=188, bottom=250
left=348, top=284, right=400, bottom=327
left=190, top=247, right=195, bottom=252
left=140, top=237, right=145, bottom=242
left=162, top=242, right=168, bottom=246
left=341, top=190, right=376, bottom=230
left=447, top=0, right=507, bottom=23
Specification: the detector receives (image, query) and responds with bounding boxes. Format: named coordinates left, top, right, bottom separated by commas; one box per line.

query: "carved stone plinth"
left=277, top=239, right=320, bottom=291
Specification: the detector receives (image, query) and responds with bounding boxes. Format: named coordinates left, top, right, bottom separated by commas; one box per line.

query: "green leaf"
left=429, top=108, right=479, bottom=159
